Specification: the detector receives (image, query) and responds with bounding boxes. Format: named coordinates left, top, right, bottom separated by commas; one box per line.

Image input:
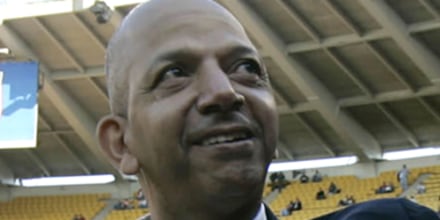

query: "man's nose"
left=196, top=64, right=244, bottom=114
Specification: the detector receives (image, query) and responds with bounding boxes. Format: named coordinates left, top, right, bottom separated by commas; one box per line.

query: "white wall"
left=312, top=162, right=378, bottom=179
left=0, top=186, right=11, bottom=201
left=4, top=181, right=141, bottom=202
left=376, top=155, right=440, bottom=174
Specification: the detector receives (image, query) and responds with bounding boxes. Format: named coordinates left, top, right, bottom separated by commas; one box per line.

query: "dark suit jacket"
left=139, top=204, right=279, bottom=220
left=313, top=198, right=439, bottom=220
left=265, top=204, right=278, bottom=220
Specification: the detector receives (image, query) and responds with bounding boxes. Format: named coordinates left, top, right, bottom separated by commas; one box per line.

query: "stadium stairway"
left=264, top=189, right=280, bottom=204
left=400, top=173, right=431, bottom=198
left=93, top=199, right=120, bottom=220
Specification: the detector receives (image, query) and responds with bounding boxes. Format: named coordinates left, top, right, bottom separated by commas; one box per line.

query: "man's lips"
left=187, top=124, right=255, bottom=148
left=199, top=132, right=250, bottom=146
left=205, top=139, right=255, bottom=161
left=186, top=124, right=257, bottom=160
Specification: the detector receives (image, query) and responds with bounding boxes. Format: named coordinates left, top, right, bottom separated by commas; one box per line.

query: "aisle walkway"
left=93, top=199, right=119, bottom=220
left=399, top=173, right=431, bottom=198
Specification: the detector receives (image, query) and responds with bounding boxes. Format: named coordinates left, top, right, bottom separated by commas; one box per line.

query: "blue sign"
left=0, top=61, right=39, bottom=149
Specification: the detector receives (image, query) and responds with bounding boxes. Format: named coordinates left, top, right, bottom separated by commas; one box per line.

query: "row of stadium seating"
left=413, top=172, right=440, bottom=211
left=106, top=208, right=149, bottom=220
left=270, top=165, right=440, bottom=219
left=0, top=193, right=110, bottom=220
left=0, top=165, right=438, bottom=220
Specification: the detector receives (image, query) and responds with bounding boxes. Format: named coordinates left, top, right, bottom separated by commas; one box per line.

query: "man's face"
left=122, top=8, right=278, bottom=199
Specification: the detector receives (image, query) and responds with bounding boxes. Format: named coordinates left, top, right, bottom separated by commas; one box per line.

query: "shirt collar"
left=253, top=204, right=267, bottom=220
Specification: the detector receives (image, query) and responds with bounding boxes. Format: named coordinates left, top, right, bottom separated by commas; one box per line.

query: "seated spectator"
left=292, top=170, right=301, bottom=179
left=277, top=172, right=287, bottom=186
left=348, top=195, right=356, bottom=205
left=386, top=182, right=395, bottom=192
left=280, top=198, right=302, bottom=216
left=375, top=181, right=395, bottom=194
left=312, top=170, right=323, bottom=182
left=291, top=197, right=302, bottom=211
left=269, top=172, right=278, bottom=185
left=316, top=187, right=326, bottom=200
left=136, top=188, right=145, bottom=200
left=339, top=195, right=355, bottom=207
left=328, top=182, right=341, bottom=194
left=139, top=199, right=148, bottom=208
left=270, top=172, right=289, bottom=192
left=114, top=198, right=134, bottom=210
left=280, top=201, right=293, bottom=216
left=300, top=172, right=309, bottom=184
left=417, top=182, right=426, bottom=194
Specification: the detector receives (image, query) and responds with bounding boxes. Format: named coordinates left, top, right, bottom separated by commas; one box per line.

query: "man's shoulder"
left=313, top=198, right=439, bottom=220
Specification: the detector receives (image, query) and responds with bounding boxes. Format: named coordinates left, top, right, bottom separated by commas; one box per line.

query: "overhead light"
left=268, top=156, right=358, bottom=172
left=382, top=147, right=440, bottom=161
left=0, top=48, right=10, bottom=55
left=16, top=174, right=115, bottom=187
left=121, top=173, right=138, bottom=181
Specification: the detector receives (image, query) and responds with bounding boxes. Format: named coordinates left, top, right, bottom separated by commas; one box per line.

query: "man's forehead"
left=119, top=0, right=236, bottom=32
left=111, top=0, right=245, bottom=54
left=145, top=15, right=251, bottom=50
left=112, top=1, right=253, bottom=62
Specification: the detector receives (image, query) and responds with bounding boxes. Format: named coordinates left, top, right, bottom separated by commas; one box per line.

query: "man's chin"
left=211, top=164, right=265, bottom=193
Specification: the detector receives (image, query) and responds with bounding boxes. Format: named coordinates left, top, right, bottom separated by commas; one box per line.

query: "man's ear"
left=96, top=115, right=139, bottom=175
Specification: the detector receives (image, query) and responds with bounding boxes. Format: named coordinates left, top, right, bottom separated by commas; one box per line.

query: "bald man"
left=98, top=0, right=277, bottom=219
left=97, top=0, right=439, bottom=220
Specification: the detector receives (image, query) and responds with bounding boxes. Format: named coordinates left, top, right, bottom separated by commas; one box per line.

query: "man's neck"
left=149, top=191, right=261, bottom=220
left=141, top=177, right=265, bottom=220
left=148, top=197, right=262, bottom=220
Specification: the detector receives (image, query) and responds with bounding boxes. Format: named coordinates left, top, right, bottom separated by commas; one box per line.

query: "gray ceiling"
left=0, top=0, right=440, bottom=181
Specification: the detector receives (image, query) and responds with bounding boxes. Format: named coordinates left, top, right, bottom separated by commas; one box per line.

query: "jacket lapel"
left=264, top=204, right=278, bottom=220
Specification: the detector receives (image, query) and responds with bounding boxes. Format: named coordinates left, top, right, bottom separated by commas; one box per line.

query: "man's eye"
left=233, top=60, right=261, bottom=75
left=160, top=66, right=189, bottom=81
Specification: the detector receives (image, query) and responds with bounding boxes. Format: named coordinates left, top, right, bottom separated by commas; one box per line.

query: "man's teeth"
left=201, top=133, right=248, bottom=146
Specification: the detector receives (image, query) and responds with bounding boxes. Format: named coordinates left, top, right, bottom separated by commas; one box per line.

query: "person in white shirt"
left=417, top=182, right=426, bottom=194
left=398, top=164, right=410, bottom=191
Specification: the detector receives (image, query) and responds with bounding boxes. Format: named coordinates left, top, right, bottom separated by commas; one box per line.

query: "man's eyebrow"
left=150, top=44, right=259, bottom=64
